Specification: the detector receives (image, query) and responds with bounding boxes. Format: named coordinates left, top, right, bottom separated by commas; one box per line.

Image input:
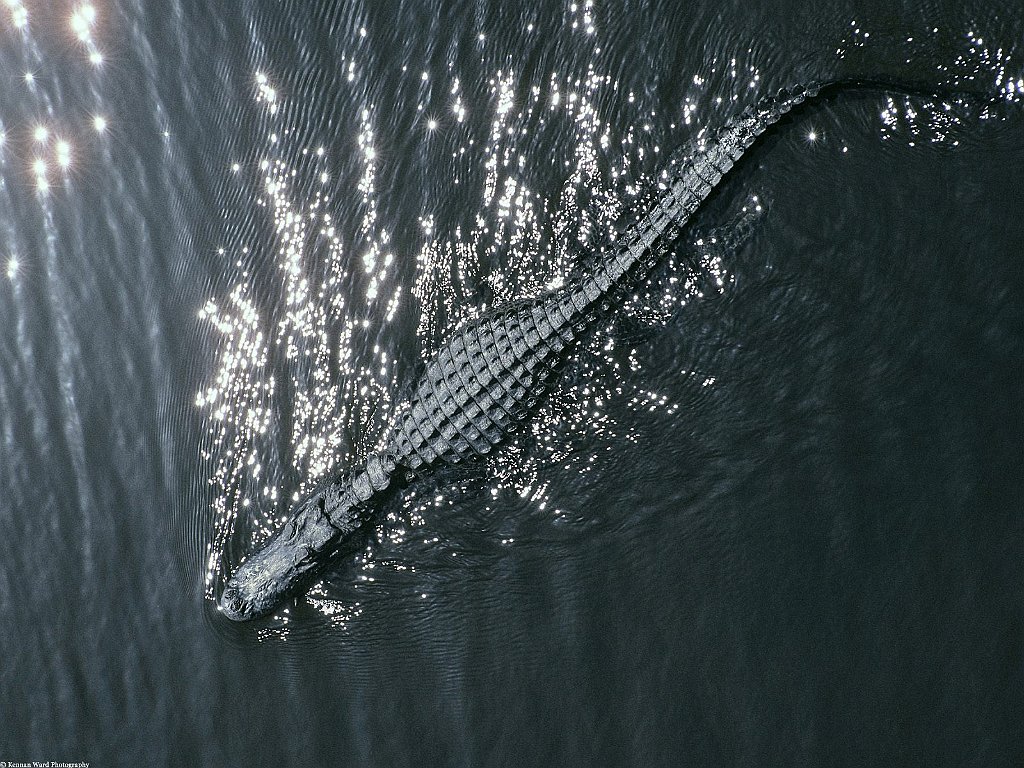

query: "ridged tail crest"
left=565, top=83, right=820, bottom=319
left=571, top=74, right=993, bottom=315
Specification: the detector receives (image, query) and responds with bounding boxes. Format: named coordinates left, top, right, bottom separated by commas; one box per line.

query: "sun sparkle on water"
left=200, top=55, right=736, bottom=624
left=197, top=20, right=1021, bottom=631
left=5, top=0, right=28, bottom=29
left=56, top=140, right=71, bottom=168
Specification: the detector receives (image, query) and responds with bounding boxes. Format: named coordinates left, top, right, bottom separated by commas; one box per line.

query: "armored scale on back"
left=219, top=80, right=966, bottom=621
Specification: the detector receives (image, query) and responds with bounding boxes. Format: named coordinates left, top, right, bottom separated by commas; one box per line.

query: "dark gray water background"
left=1, top=0, right=1022, bottom=765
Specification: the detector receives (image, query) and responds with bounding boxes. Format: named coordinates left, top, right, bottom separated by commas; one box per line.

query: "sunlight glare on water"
left=196, top=5, right=1020, bottom=631
left=197, top=35, right=755, bottom=627
left=1, top=0, right=1023, bottom=761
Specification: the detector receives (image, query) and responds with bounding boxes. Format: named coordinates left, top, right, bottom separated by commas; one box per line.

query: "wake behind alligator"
left=219, top=79, right=970, bottom=621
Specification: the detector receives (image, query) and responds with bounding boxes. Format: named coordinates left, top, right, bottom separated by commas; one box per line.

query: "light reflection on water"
left=195, top=9, right=1020, bottom=633
left=0, top=0, right=1021, bottom=759
left=197, top=55, right=744, bottom=626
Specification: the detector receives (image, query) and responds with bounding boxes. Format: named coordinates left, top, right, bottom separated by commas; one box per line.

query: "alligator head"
left=219, top=481, right=358, bottom=621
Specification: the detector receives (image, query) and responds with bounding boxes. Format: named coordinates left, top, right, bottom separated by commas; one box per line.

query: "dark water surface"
left=1, top=0, right=1022, bottom=765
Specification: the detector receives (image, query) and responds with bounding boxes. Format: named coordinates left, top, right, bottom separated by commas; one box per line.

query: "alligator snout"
left=219, top=579, right=257, bottom=622
left=219, top=494, right=342, bottom=622
left=218, top=533, right=312, bottom=621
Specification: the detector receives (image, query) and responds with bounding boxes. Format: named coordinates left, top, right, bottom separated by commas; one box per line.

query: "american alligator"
left=218, top=79, right=970, bottom=621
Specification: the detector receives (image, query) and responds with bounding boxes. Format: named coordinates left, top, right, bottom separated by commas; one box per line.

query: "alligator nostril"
left=219, top=584, right=248, bottom=621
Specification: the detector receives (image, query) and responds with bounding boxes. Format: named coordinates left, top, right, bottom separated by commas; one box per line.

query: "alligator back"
left=390, top=292, right=580, bottom=469
left=388, top=85, right=818, bottom=473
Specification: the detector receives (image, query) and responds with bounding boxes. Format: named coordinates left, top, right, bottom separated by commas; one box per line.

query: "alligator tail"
left=575, top=75, right=995, bottom=311
left=571, top=83, right=818, bottom=310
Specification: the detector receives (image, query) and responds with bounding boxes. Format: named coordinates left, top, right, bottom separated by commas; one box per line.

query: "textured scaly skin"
left=219, top=84, right=817, bottom=621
